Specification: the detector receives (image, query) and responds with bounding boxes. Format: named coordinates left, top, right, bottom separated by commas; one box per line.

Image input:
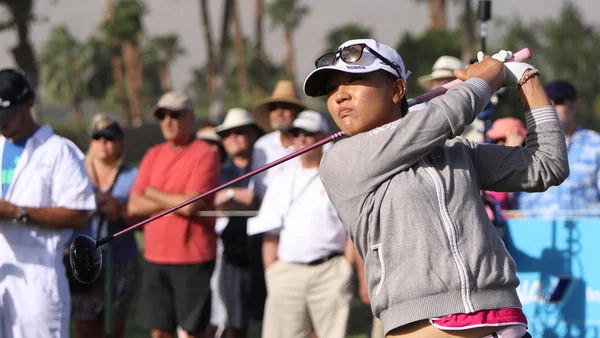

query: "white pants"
left=0, top=253, right=70, bottom=338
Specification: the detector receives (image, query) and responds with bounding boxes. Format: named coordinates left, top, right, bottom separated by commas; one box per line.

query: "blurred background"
left=1, top=1, right=599, bottom=337
left=0, top=0, right=599, bottom=134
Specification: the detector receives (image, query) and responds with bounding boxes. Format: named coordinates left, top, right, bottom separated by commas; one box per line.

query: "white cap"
left=290, top=110, right=330, bottom=134
left=303, top=39, right=410, bottom=97
left=215, top=107, right=263, bottom=136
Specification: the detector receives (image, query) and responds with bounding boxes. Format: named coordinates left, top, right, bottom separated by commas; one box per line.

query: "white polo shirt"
left=254, top=161, right=347, bottom=263
left=0, top=125, right=96, bottom=338
left=249, top=131, right=296, bottom=200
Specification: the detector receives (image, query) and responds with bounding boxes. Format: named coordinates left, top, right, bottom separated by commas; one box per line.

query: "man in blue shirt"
left=517, top=80, right=600, bottom=213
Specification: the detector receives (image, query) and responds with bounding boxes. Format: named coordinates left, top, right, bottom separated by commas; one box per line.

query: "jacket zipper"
left=420, top=158, right=475, bottom=313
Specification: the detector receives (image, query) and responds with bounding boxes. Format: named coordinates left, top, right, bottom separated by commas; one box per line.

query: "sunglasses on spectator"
left=290, top=129, right=317, bottom=137
left=221, top=128, right=248, bottom=138
left=551, top=98, right=570, bottom=105
left=315, top=43, right=403, bottom=78
left=269, top=102, right=298, bottom=112
left=155, top=109, right=186, bottom=121
left=92, top=134, right=117, bottom=142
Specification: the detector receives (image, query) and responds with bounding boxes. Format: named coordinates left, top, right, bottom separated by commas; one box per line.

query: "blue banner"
left=506, top=217, right=600, bottom=337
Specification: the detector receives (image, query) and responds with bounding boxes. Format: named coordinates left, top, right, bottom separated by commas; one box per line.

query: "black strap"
left=94, top=166, right=125, bottom=239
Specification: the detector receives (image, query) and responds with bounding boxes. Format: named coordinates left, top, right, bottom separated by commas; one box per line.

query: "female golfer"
left=303, top=39, right=568, bottom=338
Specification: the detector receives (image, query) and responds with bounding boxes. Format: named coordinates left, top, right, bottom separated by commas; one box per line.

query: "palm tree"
left=0, top=0, right=38, bottom=91
left=209, top=0, right=233, bottom=122
left=104, top=0, right=146, bottom=127
left=104, top=0, right=129, bottom=124
left=38, top=25, right=93, bottom=121
left=254, top=0, right=265, bottom=90
left=230, top=0, right=250, bottom=102
left=199, top=0, right=216, bottom=103
left=414, top=0, right=447, bottom=29
left=150, top=34, right=185, bottom=92
left=267, top=0, right=309, bottom=83
left=460, top=0, right=476, bottom=62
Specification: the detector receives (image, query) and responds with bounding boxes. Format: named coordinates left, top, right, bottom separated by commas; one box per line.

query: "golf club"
left=70, top=48, right=531, bottom=284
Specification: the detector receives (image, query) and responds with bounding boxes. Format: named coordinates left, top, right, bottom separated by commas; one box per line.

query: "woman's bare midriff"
left=386, top=319, right=511, bottom=338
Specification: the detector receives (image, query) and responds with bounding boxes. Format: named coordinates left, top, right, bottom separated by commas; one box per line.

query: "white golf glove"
left=477, top=50, right=538, bottom=87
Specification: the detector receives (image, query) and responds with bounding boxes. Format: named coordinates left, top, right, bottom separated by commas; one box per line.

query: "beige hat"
left=417, top=56, right=465, bottom=90
left=152, top=91, right=194, bottom=116
left=196, top=128, right=222, bottom=144
left=196, top=127, right=227, bottom=163
left=215, top=108, right=264, bottom=137
left=251, top=80, right=305, bottom=132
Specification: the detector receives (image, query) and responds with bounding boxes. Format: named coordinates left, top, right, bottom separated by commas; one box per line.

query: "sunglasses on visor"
left=314, top=43, right=403, bottom=78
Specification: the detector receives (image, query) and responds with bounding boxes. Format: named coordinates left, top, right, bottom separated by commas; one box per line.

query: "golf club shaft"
left=97, top=48, right=532, bottom=248
left=98, top=131, right=346, bottom=247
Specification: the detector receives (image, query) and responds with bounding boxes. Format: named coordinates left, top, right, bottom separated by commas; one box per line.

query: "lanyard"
left=282, top=171, right=320, bottom=227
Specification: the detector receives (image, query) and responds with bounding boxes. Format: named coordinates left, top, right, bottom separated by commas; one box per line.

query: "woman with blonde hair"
left=70, top=113, right=140, bottom=338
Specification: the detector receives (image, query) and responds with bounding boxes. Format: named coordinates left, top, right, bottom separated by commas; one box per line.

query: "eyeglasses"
left=314, top=43, right=403, bottom=79
left=92, top=134, right=116, bottom=142
left=155, top=109, right=185, bottom=121
left=269, top=102, right=299, bottom=112
left=221, top=128, right=248, bottom=138
left=290, top=129, right=317, bottom=138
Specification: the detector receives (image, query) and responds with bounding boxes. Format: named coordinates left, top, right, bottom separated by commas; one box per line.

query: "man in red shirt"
left=129, top=91, right=221, bottom=338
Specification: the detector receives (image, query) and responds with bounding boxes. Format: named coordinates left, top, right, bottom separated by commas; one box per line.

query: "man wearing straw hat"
left=249, top=80, right=306, bottom=202
left=244, top=80, right=305, bottom=325
left=207, top=108, right=264, bottom=338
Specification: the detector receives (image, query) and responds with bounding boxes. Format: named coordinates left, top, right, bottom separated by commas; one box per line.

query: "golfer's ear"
left=394, top=78, right=406, bottom=101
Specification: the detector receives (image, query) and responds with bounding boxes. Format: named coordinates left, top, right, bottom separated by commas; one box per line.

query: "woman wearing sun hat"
left=303, top=39, right=568, bottom=337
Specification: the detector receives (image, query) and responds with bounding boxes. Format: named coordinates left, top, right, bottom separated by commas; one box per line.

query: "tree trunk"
left=209, top=0, right=233, bottom=123
left=122, top=40, right=144, bottom=127
left=429, top=0, right=447, bottom=29
left=72, top=98, right=82, bottom=122
left=200, top=0, right=216, bottom=103
left=254, top=0, right=264, bottom=90
left=111, top=56, right=130, bottom=124
left=231, top=0, right=250, bottom=102
left=158, top=56, right=172, bottom=92
left=6, top=0, right=38, bottom=122
left=284, top=28, right=296, bottom=83
left=105, top=0, right=129, bottom=124
left=460, top=0, right=476, bottom=63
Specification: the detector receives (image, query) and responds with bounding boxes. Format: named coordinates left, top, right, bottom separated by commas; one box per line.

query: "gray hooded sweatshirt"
left=319, top=78, right=569, bottom=335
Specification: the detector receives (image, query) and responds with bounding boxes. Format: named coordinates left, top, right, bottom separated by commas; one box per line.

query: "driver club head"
left=69, top=234, right=102, bottom=284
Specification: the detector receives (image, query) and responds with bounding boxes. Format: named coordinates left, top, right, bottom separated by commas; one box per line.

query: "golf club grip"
left=107, top=48, right=532, bottom=243
left=408, top=48, right=531, bottom=106
left=110, top=131, right=346, bottom=239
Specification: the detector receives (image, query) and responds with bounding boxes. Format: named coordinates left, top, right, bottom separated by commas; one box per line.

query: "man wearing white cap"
left=257, top=111, right=354, bottom=338
left=207, top=108, right=263, bottom=338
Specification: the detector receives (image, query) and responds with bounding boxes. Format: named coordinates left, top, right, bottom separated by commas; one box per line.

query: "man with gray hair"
left=129, top=91, right=221, bottom=338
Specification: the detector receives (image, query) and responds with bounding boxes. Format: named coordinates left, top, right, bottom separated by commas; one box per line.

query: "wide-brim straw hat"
left=251, top=80, right=305, bottom=132
left=417, top=56, right=465, bottom=90
left=215, top=108, right=265, bottom=137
